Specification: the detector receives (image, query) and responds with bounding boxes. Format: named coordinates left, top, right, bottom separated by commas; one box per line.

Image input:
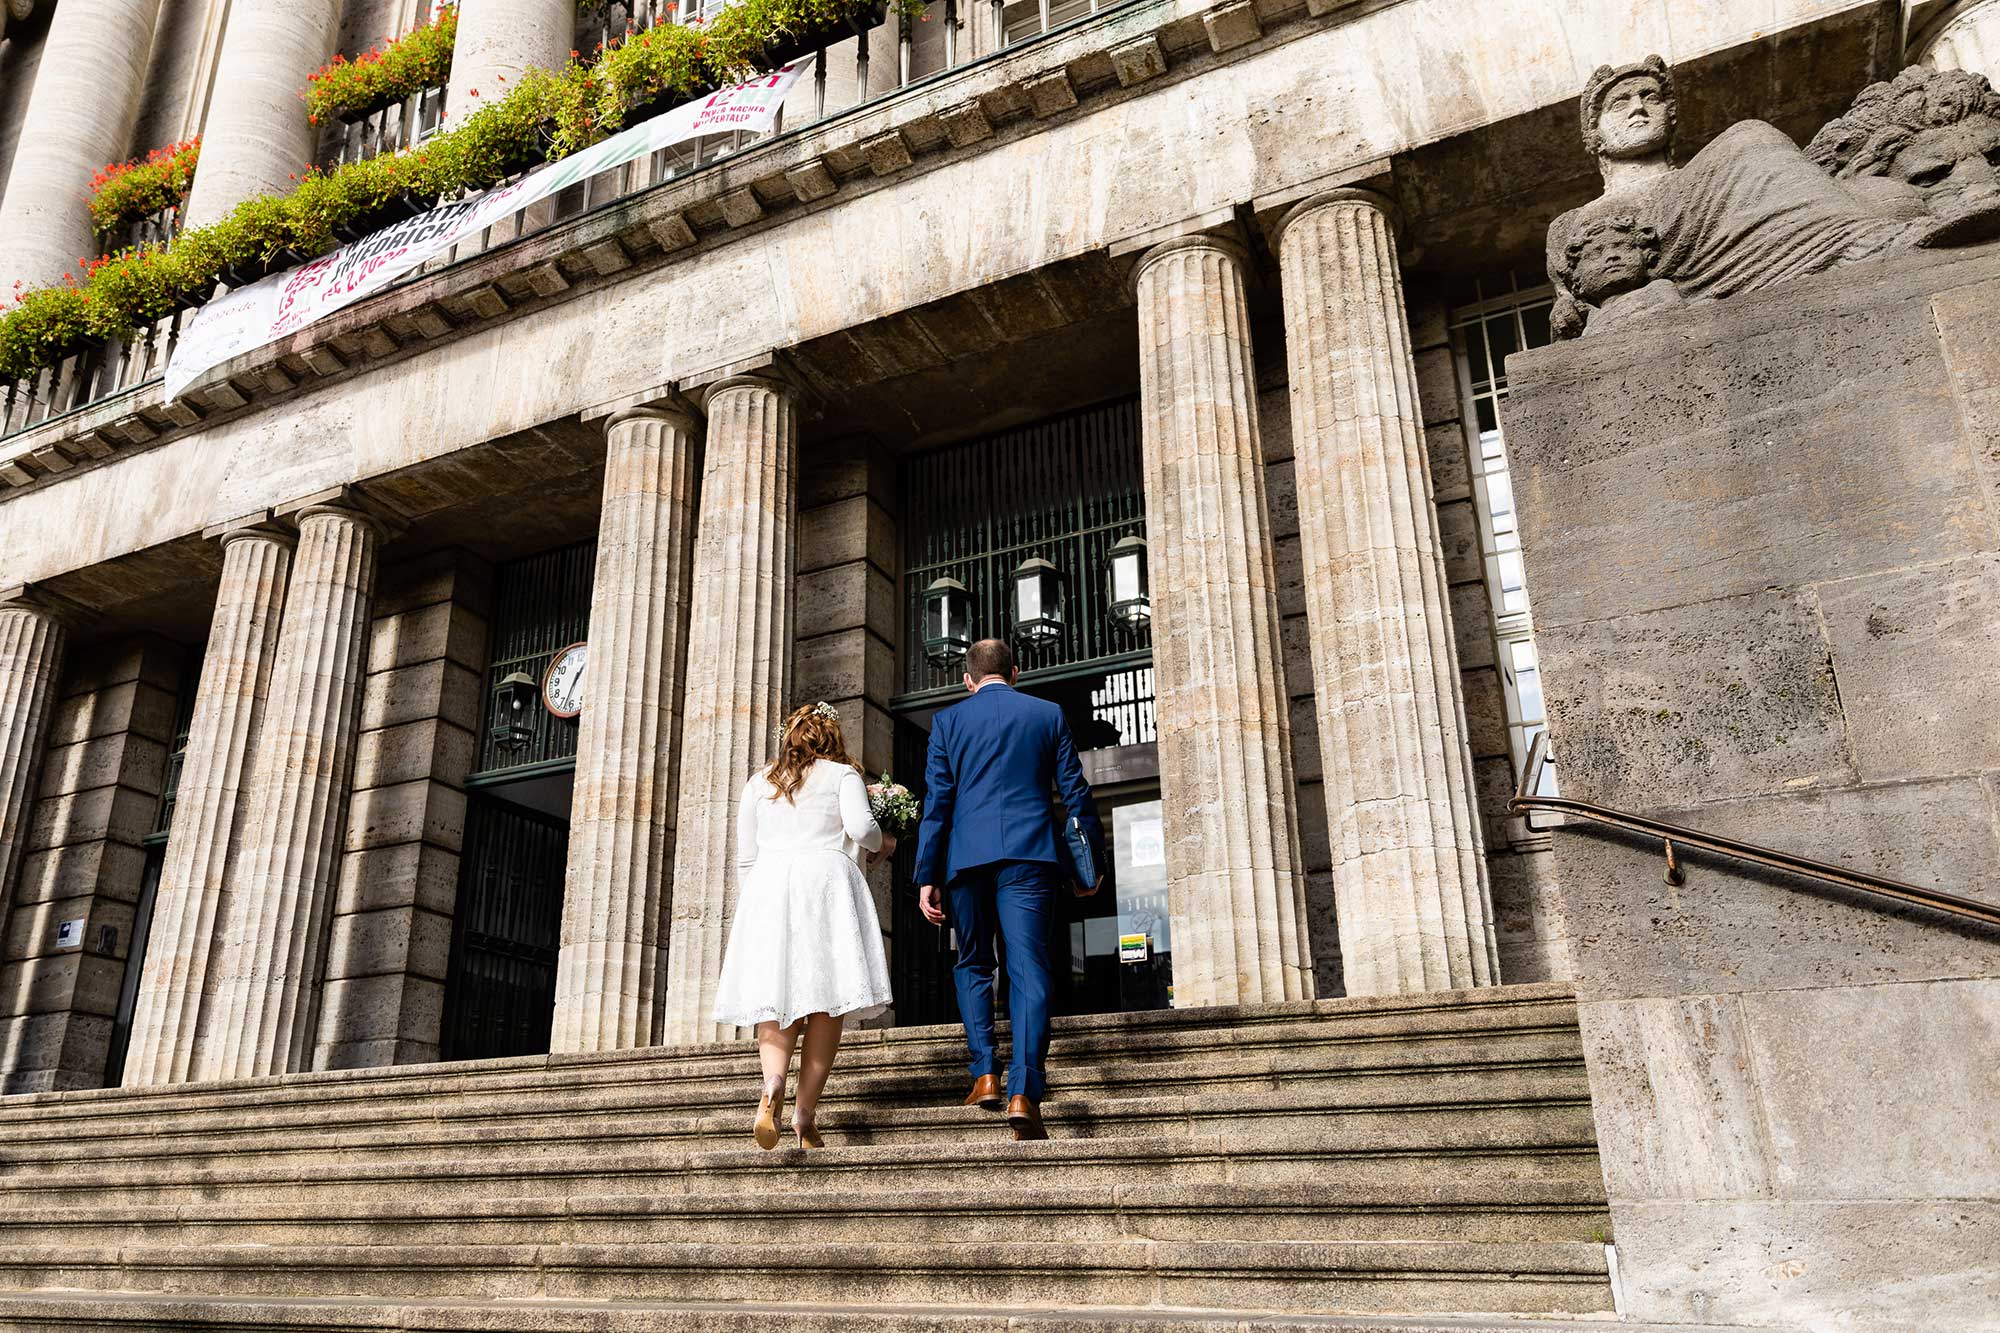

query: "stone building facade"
left=0, top=0, right=1993, bottom=1328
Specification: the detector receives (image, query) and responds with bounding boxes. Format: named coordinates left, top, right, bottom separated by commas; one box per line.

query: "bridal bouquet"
left=869, top=774, right=922, bottom=839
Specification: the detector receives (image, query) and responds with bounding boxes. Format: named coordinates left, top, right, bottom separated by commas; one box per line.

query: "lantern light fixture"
left=1011, top=555, right=1067, bottom=645
left=491, top=670, right=539, bottom=751
left=1106, top=534, right=1151, bottom=630
left=923, top=576, right=974, bottom=666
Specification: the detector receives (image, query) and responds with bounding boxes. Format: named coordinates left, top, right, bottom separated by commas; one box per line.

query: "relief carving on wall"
left=1548, top=58, right=2000, bottom=339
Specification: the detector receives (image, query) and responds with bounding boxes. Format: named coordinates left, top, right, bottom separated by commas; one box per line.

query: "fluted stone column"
left=0, top=0, right=165, bottom=296
left=182, top=0, right=344, bottom=229
left=1133, top=236, right=1313, bottom=1009
left=446, top=0, right=574, bottom=120
left=1275, top=189, right=1499, bottom=996
left=1919, top=0, right=2000, bottom=79
left=201, top=502, right=380, bottom=1079
left=123, top=524, right=293, bottom=1087
left=0, top=591, right=69, bottom=915
left=549, top=408, right=701, bottom=1054
left=659, top=376, right=797, bottom=1046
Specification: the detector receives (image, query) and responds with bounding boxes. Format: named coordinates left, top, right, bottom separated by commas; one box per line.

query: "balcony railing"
left=1, top=0, right=1121, bottom=449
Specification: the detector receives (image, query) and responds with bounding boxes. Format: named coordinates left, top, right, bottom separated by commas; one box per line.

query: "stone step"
left=0, top=986, right=1581, bottom=1135
left=0, top=1072, right=1595, bottom=1169
left=0, top=1034, right=1588, bottom=1156
left=0, top=1129, right=1606, bottom=1209
left=0, top=1291, right=1787, bottom=1333
left=0, top=1239, right=1617, bottom=1316
left=0, top=1179, right=1611, bottom=1248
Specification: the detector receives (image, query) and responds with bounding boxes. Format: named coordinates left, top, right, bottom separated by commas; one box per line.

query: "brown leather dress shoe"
left=1007, top=1094, right=1047, bottom=1141
left=964, top=1073, right=1003, bottom=1111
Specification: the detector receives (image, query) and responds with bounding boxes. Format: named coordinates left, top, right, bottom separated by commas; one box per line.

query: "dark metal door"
left=440, top=797, right=568, bottom=1060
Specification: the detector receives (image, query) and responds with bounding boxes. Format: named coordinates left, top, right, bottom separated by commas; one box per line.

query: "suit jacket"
left=912, top=683, right=1104, bottom=888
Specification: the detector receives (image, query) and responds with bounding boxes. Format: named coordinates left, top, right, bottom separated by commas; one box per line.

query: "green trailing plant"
left=88, top=138, right=201, bottom=236
left=304, top=4, right=458, bottom=126
left=0, top=0, right=921, bottom=381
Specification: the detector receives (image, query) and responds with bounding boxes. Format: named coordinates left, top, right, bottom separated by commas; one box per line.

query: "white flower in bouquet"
left=869, top=773, right=922, bottom=839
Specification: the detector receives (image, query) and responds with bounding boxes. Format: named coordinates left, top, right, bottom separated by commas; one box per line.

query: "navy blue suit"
left=913, top=683, right=1102, bottom=1099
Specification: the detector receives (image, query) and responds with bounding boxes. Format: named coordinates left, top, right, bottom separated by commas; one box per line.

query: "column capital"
left=604, top=403, right=703, bottom=436
left=1129, top=232, right=1251, bottom=296
left=273, top=486, right=407, bottom=539
left=1272, top=187, right=1401, bottom=253
left=682, top=351, right=818, bottom=416
left=0, top=582, right=93, bottom=629
left=203, top=509, right=298, bottom=549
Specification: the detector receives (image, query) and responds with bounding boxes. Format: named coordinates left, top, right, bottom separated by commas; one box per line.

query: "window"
left=1449, top=272, right=1557, bottom=797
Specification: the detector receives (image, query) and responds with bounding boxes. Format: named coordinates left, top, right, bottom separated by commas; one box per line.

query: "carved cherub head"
left=1808, top=66, right=2000, bottom=235
left=1562, top=212, right=1662, bottom=307
left=1580, top=56, right=1678, bottom=162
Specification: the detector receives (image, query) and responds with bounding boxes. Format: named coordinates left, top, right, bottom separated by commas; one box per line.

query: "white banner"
left=164, top=61, right=808, bottom=401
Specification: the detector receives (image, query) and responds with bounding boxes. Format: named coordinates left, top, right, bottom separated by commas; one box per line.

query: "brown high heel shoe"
left=793, top=1120, right=825, bottom=1150
left=753, top=1085, right=785, bottom=1151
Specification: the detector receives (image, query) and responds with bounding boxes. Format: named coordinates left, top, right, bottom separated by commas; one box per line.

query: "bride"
left=712, top=701, right=896, bottom=1150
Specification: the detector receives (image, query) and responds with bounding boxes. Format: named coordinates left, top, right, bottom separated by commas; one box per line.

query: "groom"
left=915, top=638, right=1103, bottom=1141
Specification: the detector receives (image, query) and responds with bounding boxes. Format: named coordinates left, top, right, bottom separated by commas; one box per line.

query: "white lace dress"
left=711, top=759, right=894, bottom=1028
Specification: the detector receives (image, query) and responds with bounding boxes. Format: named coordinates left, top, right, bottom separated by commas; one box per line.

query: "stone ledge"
left=0, top=0, right=1341, bottom=501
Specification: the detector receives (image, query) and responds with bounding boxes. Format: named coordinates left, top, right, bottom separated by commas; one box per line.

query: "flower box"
left=332, top=190, right=427, bottom=243
left=765, top=0, right=889, bottom=68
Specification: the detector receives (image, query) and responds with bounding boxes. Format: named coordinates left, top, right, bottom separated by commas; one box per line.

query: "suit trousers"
left=948, top=859, right=1057, bottom=1099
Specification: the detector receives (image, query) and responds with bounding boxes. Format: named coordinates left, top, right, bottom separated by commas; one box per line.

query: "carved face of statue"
left=1886, top=116, right=2000, bottom=215
left=1596, top=75, right=1672, bottom=160
left=1570, top=226, right=1655, bottom=305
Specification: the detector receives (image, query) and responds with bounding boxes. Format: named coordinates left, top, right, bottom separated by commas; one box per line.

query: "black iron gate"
left=439, top=796, right=568, bottom=1060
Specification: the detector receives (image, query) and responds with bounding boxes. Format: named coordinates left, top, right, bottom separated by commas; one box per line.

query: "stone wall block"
left=1813, top=553, right=2000, bottom=784
left=123, top=529, right=291, bottom=1087
left=1133, top=235, right=1312, bottom=1008
left=550, top=408, right=700, bottom=1054
left=336, top=842, right=462, bottom=918
left=352, top=718, right=478, bottom=792
left=660, top=378, right=797, bottom=1045
left=1276, top=191, right=1497, bottom=997
left=368, top=600, right=487, bottom=675
left=38, top=732, right=168, bottom=801
left=0, top=605, right=67, bottom=941
left=359, top=659, right=483, bottom=734
left=203, top=507, right=378, bottom=1080
left=13, top=842, right=147, bottom=909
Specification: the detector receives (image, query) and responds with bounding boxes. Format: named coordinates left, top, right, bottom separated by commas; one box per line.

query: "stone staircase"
left=0, top=983, right=1637, bottom=1330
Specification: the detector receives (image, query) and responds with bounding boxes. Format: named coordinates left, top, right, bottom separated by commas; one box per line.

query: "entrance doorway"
left=439, top=541, right=592, bottom=1061
left=889, top=398, right=1164, bottom=1025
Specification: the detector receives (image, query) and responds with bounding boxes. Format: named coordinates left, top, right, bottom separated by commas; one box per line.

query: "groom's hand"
left=919, top=884, right=947, bottom=925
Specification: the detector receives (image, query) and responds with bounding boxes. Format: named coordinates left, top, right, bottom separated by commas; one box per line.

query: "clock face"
left=542, top=642, right=588, bottom=718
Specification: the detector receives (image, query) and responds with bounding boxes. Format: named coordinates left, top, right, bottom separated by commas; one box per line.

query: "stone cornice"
left=0, top=0, right=1368, bottom=501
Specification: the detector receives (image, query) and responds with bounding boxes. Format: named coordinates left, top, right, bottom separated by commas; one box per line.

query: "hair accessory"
left=812, top=701, right=840, bottom=721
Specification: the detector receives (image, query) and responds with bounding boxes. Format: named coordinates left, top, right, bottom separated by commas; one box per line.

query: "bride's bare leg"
left=753, top=1019, right=802, bottom=1150
left=792, top=1012, right=845, bottom=1142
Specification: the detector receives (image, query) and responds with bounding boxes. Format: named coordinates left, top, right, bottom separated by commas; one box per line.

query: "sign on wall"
left=163, top=60, right=810, bottom=400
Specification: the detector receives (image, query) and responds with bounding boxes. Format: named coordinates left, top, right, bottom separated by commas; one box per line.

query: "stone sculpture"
left=1805, top=64, right=2000, bottom=247
left=1548, top=57, right=2000, bottom=337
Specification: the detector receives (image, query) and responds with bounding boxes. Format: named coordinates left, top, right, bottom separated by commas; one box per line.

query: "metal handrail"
left=1509, top=731, right=2000, bottom=929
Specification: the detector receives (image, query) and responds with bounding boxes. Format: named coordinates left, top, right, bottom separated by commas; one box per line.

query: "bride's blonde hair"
left=768, top=702, right=863, bottom=802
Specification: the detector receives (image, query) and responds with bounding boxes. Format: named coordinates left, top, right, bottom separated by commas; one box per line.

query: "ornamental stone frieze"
left=1548, top=55, right=2000, bottom=338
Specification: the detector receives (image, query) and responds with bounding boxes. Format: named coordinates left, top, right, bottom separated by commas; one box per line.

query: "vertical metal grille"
left=899, top=397, right=1149, bottom=699
left=439, top=798, right=568, bottom=1061
left=476, top=541, right=596, bottom=775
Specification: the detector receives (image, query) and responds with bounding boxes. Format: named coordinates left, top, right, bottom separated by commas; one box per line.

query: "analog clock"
left=542, top=642, right=588, bottom=718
